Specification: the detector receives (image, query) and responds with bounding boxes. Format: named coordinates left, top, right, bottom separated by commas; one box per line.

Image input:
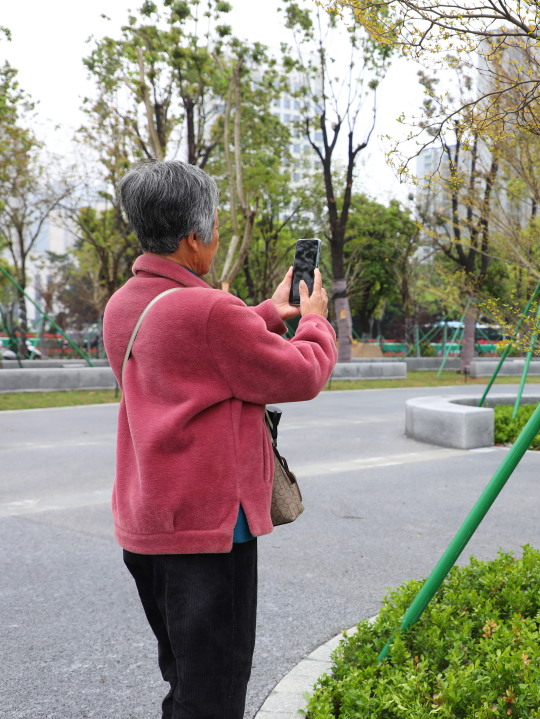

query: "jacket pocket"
left=261, top=418, right=274, bottom=485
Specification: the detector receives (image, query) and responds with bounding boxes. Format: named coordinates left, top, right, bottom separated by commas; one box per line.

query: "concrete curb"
left=254, top=624, right=360, bottom=719
left=404, top=357, right=461, bottom=371
left=405, top=392, right=540, bottom=449
left=332, top=362, right=406, bottom=380
left=471, top=359, right=540, bottom=377
left=0, top=367, right=117, bottom=393
left=405, top=395, right=494, bottom=449
left=0, top=359, right=110, bottom=369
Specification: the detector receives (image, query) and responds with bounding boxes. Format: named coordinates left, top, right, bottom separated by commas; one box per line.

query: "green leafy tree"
left=206, top=41, right=294, bottom=291
left=81, top=1, right=292, bottom=297
left=82, top=0, right=232, bottom=165
left=43, top=251, right=102, bottom=331
left=72, top=0, right=232, bottom=328
left=0, top=62, right=71, bottom=356
left=343, top=194, right=420, bottom=338
left=67, top=206, right=139, bottom=310
left=240, top=176, right=325, bottom=304
left=281, top=0, right=392, bottom=360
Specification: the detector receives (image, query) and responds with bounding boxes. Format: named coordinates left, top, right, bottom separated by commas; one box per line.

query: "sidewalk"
left=254, top=625, right=360, bottom=719
left=255, top=631, right=344, bottom=719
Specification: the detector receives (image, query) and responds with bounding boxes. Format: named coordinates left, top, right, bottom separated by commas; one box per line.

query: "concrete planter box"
left=332, top=361, right=406, bottom=380
left=404, top=357, right=462, bottom=372
left=405, top=393, right=540, bottom=449
left=470, top=359, right=540, bottom=377
left=0, top=367, right=117, bottom=393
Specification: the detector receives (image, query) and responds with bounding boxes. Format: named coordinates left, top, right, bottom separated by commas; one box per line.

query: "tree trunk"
left=97, top=316, right=105, bottom=359
left=333, top=278, right=352, bottom=362
left=17, top=292, right=28, bottom=359
left=243, top=256, right=256, bottom=303
left=357, top=310, right=371, bottom=337
left=184, top=98, right=196, bottom=165
left=38, top=315, right=48, bottom=358
left=460, top=301, right=477, bottom=373
left=404, top=316, right=414, bottom=348
left=137, top=48, right=164, bottom=161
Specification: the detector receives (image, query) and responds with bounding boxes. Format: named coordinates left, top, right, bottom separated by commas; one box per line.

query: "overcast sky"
left=1, top=0, right=423, bottom=202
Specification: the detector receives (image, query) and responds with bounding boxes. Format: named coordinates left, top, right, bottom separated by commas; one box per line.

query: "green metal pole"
left=442, top=323, right=447, bottom=357
left=0, top=265, right=94, bottom=367
left=477, top=327, right=491, bottom=341
left=437, top=302, right=469, bottom=379
left=478, top=280, right=540, bottom=407
left=511, top=301, right=540, bottom=419
left=418, top=321, right=444, bottom=346
left=478, top=343, right=514, bottom=407
left=378, top=400, right=540, bottom=662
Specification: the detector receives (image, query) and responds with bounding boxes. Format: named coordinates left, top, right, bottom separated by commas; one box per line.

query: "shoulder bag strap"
left=121, top=287, right=183, bottom=388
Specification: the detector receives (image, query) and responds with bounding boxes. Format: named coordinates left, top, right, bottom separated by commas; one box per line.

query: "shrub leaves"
left=306, top=547, right=540, bottom=718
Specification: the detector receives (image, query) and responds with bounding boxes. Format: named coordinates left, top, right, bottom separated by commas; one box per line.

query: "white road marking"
left=284, top=417, right=391, bottom=430
left=0, top=489, right=111, bottom=518
left=0, top=402, right=119, bottom=415
left=0, top=418, right=390, bottom=453
left=0, top=438, right=115, bottom=452
left=0, top=447, right=490, bottom=518
left=295, top=447, right=473, bottom=477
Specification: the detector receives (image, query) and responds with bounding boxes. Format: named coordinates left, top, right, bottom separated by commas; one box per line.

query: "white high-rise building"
left=271, top=74, right=322, bottom=182
left=0, top=210, right=77, bottom=326
left=29, top=211, right=78, bottom=323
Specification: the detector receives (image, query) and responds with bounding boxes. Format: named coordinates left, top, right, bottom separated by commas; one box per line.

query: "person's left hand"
left=271, top=267, right=301, bottom=320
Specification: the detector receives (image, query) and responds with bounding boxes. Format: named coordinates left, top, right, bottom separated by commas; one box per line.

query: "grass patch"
left=325, top=370, right=540, bottom=391
left=306, top=547, right=540, bottom=718
left=1, top=371, right=540, bottom=410
left=0, top=389, right=121, bottom=411
left=494, top=402, right=540, bottom=449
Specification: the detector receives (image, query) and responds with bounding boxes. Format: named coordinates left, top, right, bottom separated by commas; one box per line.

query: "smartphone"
left=289, top=238, right=322, bottom=306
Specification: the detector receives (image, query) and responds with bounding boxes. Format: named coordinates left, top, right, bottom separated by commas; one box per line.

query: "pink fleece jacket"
left=103, top=254, right=337, bottom=554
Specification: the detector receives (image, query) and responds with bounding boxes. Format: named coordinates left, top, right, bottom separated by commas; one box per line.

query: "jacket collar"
left=132, top=254, right=212, bottom=289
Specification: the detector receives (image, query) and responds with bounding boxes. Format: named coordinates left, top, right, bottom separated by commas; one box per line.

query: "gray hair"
left=117, top=160, right=219, bottom=253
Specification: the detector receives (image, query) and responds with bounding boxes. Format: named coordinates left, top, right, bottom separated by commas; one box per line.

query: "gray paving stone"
left=280, top=659, right=332, bottom=683
left=257, top=691, right=308, bottom=713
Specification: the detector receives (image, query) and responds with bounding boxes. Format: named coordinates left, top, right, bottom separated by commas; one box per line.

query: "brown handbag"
left=265, top=409, right=304, bottom=526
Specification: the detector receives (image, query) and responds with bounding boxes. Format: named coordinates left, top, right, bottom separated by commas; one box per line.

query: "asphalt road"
left=2, top=385, right=539, bottom=719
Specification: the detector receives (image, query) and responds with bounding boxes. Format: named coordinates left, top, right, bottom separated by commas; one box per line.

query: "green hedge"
left=494, top=403, right=540, bottom=450
left=306, top=547, right=540, bottom=718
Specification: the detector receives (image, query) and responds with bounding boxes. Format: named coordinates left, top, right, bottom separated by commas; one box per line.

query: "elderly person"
left=103, top=160, right=337, bottom=719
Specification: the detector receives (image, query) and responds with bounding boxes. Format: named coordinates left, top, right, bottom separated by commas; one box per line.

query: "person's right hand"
left=299, top=268, right=329, bottom=318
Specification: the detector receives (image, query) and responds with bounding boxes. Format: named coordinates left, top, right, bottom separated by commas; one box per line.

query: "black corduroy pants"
left=123, top=540, right=257, bottom=719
